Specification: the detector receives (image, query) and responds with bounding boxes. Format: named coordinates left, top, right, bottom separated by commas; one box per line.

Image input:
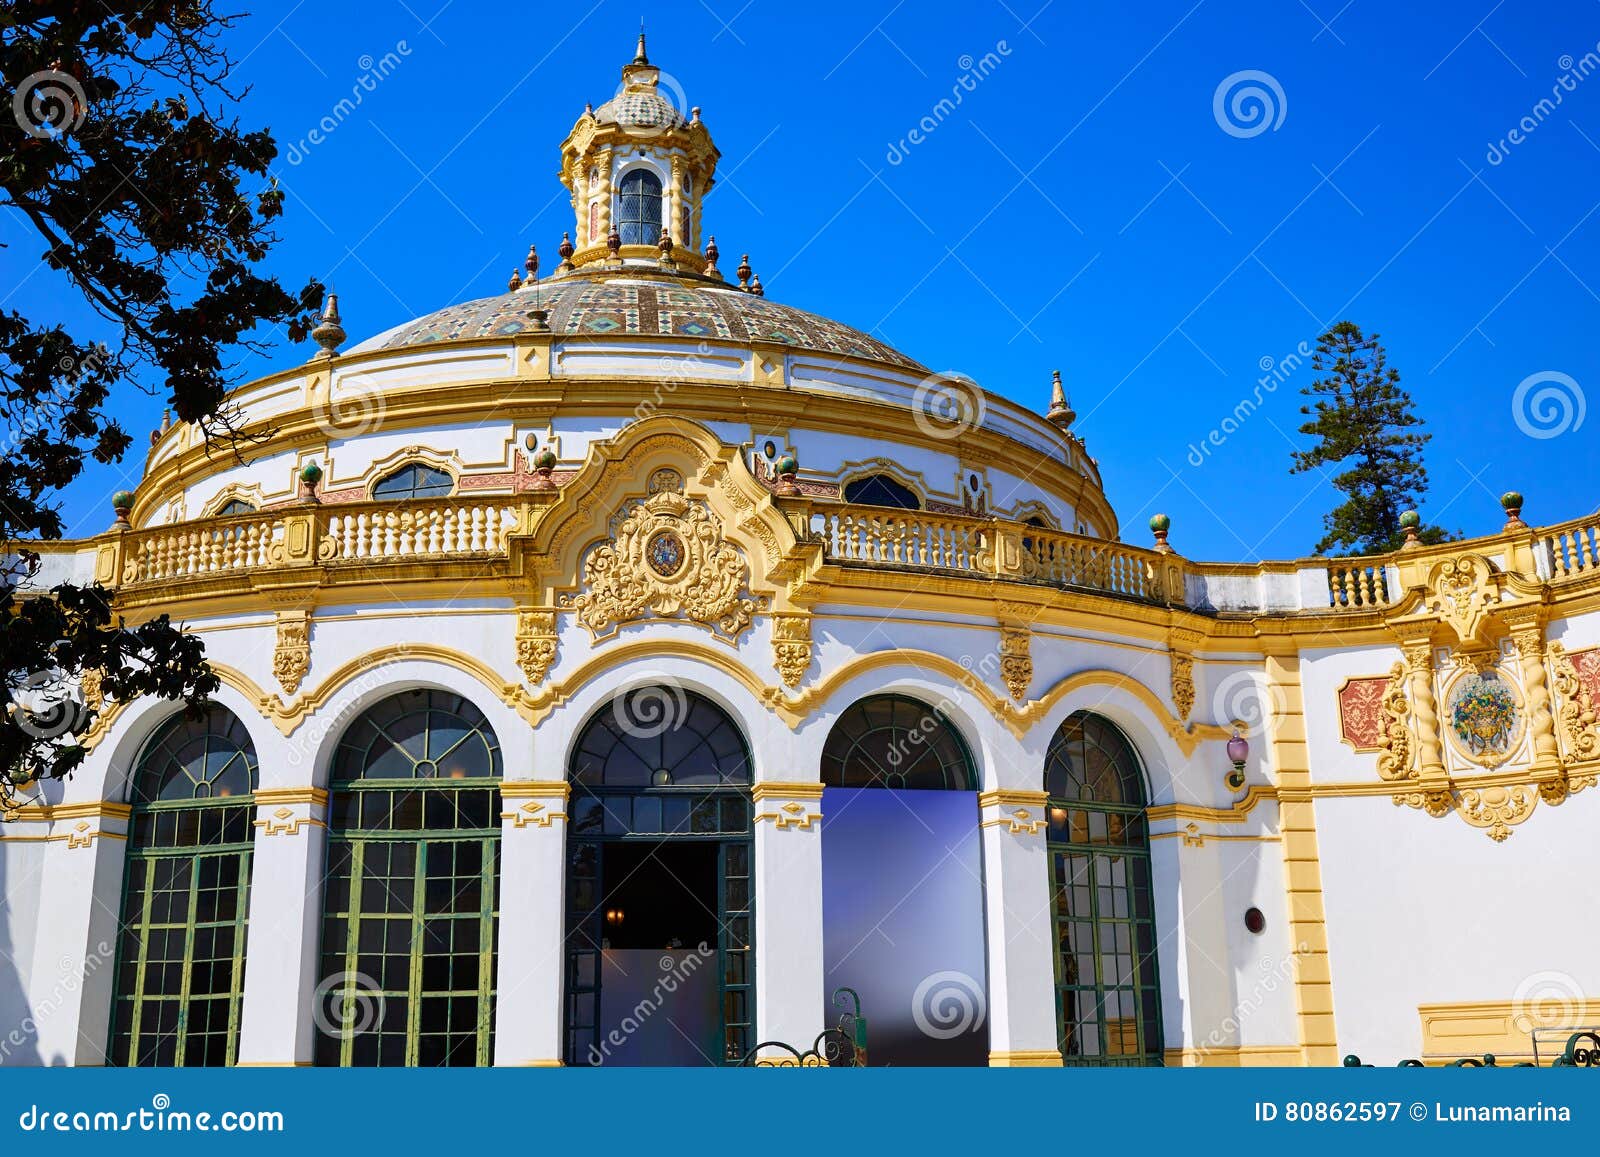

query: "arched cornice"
left=522, top=414, right=818, bottom=605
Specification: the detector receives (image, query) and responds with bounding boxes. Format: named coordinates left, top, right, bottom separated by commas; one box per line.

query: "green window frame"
left=372, top=463, right=453, bottom=501
left=315, top=689, right=502, bottom=1067
left=820, top=693, right=976, bottom=790
left=564, top=688, right=754, bottom=1066
left=1045, top=711, right=1164, bottom=1067
left=110, top=705, right=259, bottom=1067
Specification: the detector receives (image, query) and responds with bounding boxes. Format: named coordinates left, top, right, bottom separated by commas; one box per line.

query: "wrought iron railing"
left=740, top=987, right=868, bottom=1068
left=1342, top=1030, right=1600, bottom=1068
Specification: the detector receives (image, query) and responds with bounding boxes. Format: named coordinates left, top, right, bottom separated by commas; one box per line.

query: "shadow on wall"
left=0, top=844, right=43, bottom=1065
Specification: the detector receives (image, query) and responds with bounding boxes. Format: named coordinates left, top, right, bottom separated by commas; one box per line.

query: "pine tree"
left=1290, top=321, right=1449, bottom=556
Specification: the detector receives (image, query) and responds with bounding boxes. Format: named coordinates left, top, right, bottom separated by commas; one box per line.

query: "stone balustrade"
left=8, top=497, right=1598, bottom=618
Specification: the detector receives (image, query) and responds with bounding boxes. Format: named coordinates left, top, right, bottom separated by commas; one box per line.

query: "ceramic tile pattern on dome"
left=357, top=276, right=926, bottom=371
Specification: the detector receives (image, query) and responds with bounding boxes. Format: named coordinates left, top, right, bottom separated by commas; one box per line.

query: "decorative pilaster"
left=237, top=787, right=328, bottom=1066
left=751, top=783, right=824, bottom=1054
left=272, top=609, right=312, bottom=696
left=976, top=789, right=1060, bottom=1066
left=1263, top=654, right=1340, bottom=1066
left=1506, top=615, right=1561, bottom=774
left=594, top=148, right=613, bottom=242
left=771, top=613, right=812, bottom=688
left=515, top=609, right=559, bottom=687
left=669, top=155, right=686, bottom=244
left=494, top=781, right=569, bottom=1066
left=1400, top=637, right=1448, bottom=782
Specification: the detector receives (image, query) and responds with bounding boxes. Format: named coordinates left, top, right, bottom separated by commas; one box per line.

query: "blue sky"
left=12, top=0, right=1600, bottom=560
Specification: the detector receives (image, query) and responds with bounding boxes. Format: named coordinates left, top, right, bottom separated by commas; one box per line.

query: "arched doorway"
left=819, top=693, right=987, bottom=1065
left=110, top=704, right=259, bottom=1066
left=314, top=689, right=503, bottom=1066
left=564, top=686, right=753, bottom=1066
left=1044, top=711, right=1163, bottom=1065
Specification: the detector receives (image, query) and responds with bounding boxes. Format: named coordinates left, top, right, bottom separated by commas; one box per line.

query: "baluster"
left=471, top=507, right=485, bottom=552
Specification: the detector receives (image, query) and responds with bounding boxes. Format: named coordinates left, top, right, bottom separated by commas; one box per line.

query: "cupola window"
left=842, top=473, right=920, bottom=511
left=373, top=463, right=453, bottom=500
left=617, top=169, right=662, bottom=246
left=215, top=499, right=255, bottom=517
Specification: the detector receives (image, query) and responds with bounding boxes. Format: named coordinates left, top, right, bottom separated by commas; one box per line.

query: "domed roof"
left=347, top=273, right=927, bottom=371
left=592, top=87, right=686, bottom=131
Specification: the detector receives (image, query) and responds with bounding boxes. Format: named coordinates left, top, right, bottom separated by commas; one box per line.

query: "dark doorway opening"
left=599, top=841, right=717, bottom=949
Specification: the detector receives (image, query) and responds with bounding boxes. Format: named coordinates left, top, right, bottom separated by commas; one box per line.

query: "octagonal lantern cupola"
left=558, top=31, right=721, bottom=273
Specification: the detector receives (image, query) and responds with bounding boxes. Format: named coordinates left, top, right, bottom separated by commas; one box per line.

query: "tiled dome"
left=347, top=275, right=926, bottom=372
left=592, top=88, right=686, bottom=131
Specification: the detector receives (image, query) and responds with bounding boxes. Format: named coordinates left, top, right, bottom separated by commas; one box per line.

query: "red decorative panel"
left=1571, top=647, right=1600, bottom=705
left=1337, top=675, right=1391, bottom=752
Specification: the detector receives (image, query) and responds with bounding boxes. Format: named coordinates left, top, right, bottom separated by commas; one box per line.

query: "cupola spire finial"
left=634, top=22, right=648, bottom=65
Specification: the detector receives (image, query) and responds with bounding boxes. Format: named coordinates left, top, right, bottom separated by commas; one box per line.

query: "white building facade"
left=2, top=40, right=1597, bottom=1069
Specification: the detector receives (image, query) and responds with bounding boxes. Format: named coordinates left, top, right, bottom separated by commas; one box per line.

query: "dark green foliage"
left=1, top=2, right=322, bottom=791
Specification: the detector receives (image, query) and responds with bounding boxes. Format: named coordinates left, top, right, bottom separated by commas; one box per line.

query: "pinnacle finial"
left=311, top=292, right=345, bottom=357
left=634, top=24, right=648, bottom=65
left=704, top=235, right=721, bottom=278
left=736, top=253, right=751, bottom=290
left=1045, top=368, right=1075, bottom=429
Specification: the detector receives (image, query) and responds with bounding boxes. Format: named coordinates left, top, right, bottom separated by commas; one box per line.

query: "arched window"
left=215, top=499, right=255, bottom=517
left=316, top=690, right=502, bottom=1067
left=819, top=694, right=985, bottom=1066
left=565, top=688, right=753, bottom=1066
left=842, top=473, right=921, bottom=511
left=1044, top=712, right=1163, bottom=1066
left=617, top=169, right=662, bottom=246
left=821, top=693, right=975, bottom=790
left=372, top=463, right=453, bottom=500
left=111, top=705, right=259, bottom=1067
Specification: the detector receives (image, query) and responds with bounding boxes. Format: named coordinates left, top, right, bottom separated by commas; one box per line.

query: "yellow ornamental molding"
left=1548, top=642, right=1600, bottom=763
left=1375, top=662, right=1414, bottom=782
left=273, top=609, right=312, bottom=696
left=563, top=474, right=759, bottom=643
left=999, top=626, right=1032, bottom=702
left=1170, top=651, right=1195, bottom=723
left=771, top=613, right=812, bottom=688
left=1454, top=782, right=1538, bottom=843
left=754, top=800, right=820, bottom=831
left=253, top=806, right=323, bottom=837
left=1425, top=554, right=1499, bottom=646
left=515, top=609, right=559, bottom=687
left=500, top=780, right=571, bottom=802
left=501, top=800, right=567, bottom=829
left=254, top=787, right=329, bottom=807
